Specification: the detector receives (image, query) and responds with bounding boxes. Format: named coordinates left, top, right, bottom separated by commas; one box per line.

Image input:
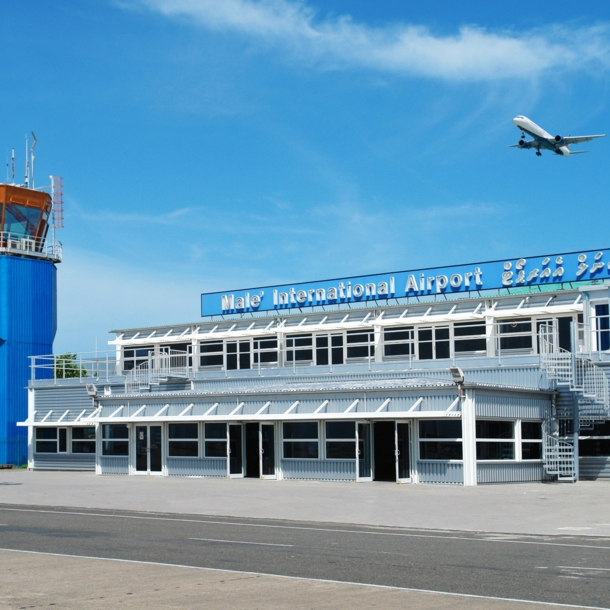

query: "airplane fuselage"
left=513, top=116, right=571, bottom=156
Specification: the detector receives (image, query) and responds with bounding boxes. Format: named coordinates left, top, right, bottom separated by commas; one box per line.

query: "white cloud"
left=129, top=0, right=610, bottom=81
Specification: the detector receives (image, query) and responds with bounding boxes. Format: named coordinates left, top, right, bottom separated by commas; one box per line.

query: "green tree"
left=54, top=354, right=88, bottom=379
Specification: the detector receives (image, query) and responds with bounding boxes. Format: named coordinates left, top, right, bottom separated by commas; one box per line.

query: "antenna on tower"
left=24, top=134, right=29, bottom=187
left=11, top=148, right=15, bottom=184
left=30, top=132, right=37, bottom=189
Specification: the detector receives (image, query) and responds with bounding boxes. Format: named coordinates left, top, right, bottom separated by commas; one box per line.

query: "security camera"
left=86, top=384, right=98, bottom=397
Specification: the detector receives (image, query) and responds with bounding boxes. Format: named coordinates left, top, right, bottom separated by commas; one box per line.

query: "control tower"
left=0, top=180, right=62, bottom=465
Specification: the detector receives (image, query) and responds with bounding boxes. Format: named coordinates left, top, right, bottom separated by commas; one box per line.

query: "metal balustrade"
left=543, top=433, right=576, bottom=482
left=0, top=231, right=62, bottom=262
left=124, top=349, right=190, bottom=393
left=539, top=324, right=610, bottom=481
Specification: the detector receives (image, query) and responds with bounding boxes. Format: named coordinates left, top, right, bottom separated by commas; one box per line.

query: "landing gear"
left=536, top=151, right=542, bottom=156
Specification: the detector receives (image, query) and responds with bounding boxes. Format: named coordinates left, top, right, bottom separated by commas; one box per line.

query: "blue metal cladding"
left=0, top=255, right=57, bottom=465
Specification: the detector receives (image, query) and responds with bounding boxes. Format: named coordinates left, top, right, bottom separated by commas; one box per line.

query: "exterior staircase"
left=125, top=349, right=189, bottom=393
left=539, top=326, right=610, bottom=482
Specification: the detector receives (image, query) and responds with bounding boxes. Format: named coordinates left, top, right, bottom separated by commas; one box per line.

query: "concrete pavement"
left=1, top=469, right=610, bottom=536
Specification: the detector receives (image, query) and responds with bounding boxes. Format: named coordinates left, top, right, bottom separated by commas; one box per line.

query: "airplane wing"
left=564, top=135, right=606, bottom=145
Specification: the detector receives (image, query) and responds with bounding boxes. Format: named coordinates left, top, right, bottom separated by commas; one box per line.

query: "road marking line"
left=0, top=547, right=607, bottom=610
left=1, top=506, right=609, bottom=551
left=189, top=537, right=293, bottom=547
left=558, top=566, right=610, bottom=572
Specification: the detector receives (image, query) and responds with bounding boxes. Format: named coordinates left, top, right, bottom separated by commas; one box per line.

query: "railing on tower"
left=0, top=231, right=62, bottom=262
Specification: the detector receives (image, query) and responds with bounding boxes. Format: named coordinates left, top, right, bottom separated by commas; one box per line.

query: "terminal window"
left=283, top=422, right=319, bottom=459
left=326, top=421, right=356, bottom=459
left=419, top=420, right=462, bottom=460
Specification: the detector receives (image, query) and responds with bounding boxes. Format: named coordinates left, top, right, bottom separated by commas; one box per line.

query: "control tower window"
left=3, top=204, right=42, bottom=238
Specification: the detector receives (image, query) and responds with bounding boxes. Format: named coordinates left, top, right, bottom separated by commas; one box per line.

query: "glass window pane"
left=476, top=442, right=515, bottom=460
left=436, top=340, right=450, bottom=359
left=499, top=320, right=532, bottom=334
left=283, top=422, right=318, bottom=439
left=4, top=204, right=41, bottom=237
left=454, top=338, right=487, bottom=353
left=102, top=424, right=129, bottom=439
left=200, top=354, right=223, bottom=366
left=419, top=441, right=462, bottom=460
left=522, top=442, right=542, bottom=459
left=283, top=441, right=319, bottom=459
left=436, top=327, right=449, bottom=340
left=102, top=440, right=129, bottom=456
left=200, top=341, right=223, bottom=353
left=36, top=428, right=57, bottom=440
left=419, top=328, right=432, bottom=341
left=476, top=421, right=514, bottom=439
left=205, top=423, right=227, bottom=439
left=419, top=342, right=433, bottom=359
left=326, top=421, right=355, bottom=439
left=384, top=327, right=413, bottom=342
left=72, top=441, right=96, bottom=453
left=316, top=336, right=328, bottom=348
left=579, top=439, right=610, bottom=457
left=169, top=423, right=198, bottom=439
left=454, top=322, right=486, bottom=337
left=419, top=420, right=462, bottom=439
left=36, top=441, right=57, bottom=453
left=521, top=422, right=542, bottom=440
left=326, top=441, right=356, bottom=459
left=385, top=343, right=412, bottom=357
left=169, top=440, right=199, bottom=457
left=205, top=440, right=227, bottom=457
left=72, top=427, right=96, bottom=440
left=331, top=335, right=343, bottom=347
left=347, top=345, right=369, bottom=359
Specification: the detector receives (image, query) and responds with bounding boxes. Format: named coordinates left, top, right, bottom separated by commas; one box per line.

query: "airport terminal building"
left=20, top=248, right=610, bottom=484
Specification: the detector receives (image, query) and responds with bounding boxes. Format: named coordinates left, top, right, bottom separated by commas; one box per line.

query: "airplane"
left=510, top=116, right=605, bottom=156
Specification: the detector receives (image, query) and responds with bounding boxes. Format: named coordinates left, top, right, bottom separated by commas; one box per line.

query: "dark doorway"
left=245, top=423, right=260, bottom=478
left=229, top=425, right=243, bottom=475
left=558, top=317, right=573, bottom=352
left=136, top=426, right=147, bottom=472
left=149, top=426, right=162, bottom=472
left=261, top=424, right=275, bottom=476
left=374, top=421, right=396, bottom=482
left=397, top=423, right=410, bottom=480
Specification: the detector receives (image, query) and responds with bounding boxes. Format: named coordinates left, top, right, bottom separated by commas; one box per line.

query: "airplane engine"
left=554, top=134, right=565, bottom=144
left=518, top=139, right=528, bottom=148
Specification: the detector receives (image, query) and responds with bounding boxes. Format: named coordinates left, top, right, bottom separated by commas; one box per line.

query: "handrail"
left=0, top=230, right=62, bottom=262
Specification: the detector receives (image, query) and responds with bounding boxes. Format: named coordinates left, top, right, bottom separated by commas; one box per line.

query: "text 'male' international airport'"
left=2, top=123, right=610, bottom=486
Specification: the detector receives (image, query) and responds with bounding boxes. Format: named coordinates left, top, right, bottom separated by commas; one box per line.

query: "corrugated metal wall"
left=166, top=458, right=226, bottom=477
left=34, top=385, right=92, bottom=418
left=33, top=453, right=94, bottom=471
left=99, top=457, right=129, bottom=475
left=281, top=459, right=356, bottom=481
left=418, top=461, right=464, bottom=484
left=0, top=256, right=56, bottom=465
left=580, top=457, right=610, bottom=480
left=475, top=393, right=551, bottom=419
left=477, top=462, right=548, bottom=484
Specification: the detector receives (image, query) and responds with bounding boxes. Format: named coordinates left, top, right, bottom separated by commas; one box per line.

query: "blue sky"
left=1, top=0, right=609, bottom=352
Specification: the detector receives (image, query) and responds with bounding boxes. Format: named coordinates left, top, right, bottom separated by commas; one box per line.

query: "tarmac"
left=1, top=469, right=610, bottom=536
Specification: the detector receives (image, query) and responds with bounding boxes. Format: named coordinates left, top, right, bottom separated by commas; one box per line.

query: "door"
left=261, top=424, right=276, bottom=478
left=373, top=421, right=396, bottom=482
left=245, top=423, right=260, bottom=478
left=396, top=423, right=411, bottom=482
left=228, top=424, right=243, bottom=477
left=135, top=425, right=163, bottom=474
left=356, top=423, right=372, bottom=481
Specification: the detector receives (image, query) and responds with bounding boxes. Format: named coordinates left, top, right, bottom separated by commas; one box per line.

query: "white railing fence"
left=124, top=349, right=189, bottom=393
left=543, top=433, right=575, bottom=482
left=0, top=231, right=62, bottom=262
